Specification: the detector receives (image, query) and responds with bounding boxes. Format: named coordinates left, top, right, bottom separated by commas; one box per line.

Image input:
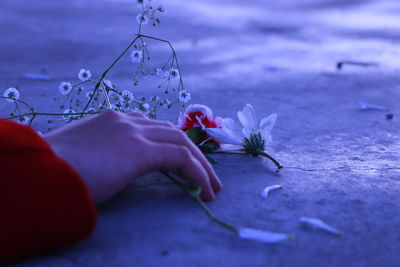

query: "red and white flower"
left=177, top=104, right=223, bottom=131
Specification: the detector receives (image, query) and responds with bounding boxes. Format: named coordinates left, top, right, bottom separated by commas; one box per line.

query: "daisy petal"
left=300, top=217, right=342, bottom=235
left=205, top=128, right=242, bottom=145
left=215, top=144, right=243, bottom=153
left=260, top=184, right=283, bottom=198
left=242, top=127, right=252, bottom=138
left=260, top=113, right=277, bottom=136
left=264, top=135, right=272, bottom=145
left=238, top=104, right=257, bottom=134
left=238, top=227, right=292, bottom=243
left=223, top=118, right=239, bottom=132
left=214, top=116, right=224, bottom=128
left=223, top=117, right=243, bottom=139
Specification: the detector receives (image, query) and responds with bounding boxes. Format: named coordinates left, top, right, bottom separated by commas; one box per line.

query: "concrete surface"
left=1, top=0, right=400, bottom=266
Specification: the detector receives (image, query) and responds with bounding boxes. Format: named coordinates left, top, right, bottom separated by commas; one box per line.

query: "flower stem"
left=160, top=171, right=237, bottom=233
left=259, top=151, right=283, bottom=171
left=7, top=111, right=100, bottom=120
left=81, top=35, right=140, bottom=116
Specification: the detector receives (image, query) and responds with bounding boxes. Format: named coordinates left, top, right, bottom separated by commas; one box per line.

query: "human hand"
left=44, top=111, right=222, bottom=203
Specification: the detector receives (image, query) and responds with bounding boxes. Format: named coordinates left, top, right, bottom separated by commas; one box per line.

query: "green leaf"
left=185, top=127, right=207, bottom=144
left=199, top=141, right=220, bottom=152
left=190, top=186, right=202, bottom=198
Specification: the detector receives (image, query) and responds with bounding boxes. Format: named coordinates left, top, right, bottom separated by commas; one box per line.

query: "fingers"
left=146, top=142, right=215, bottom=201
left=130, top=116, right=175, bottom=129
left=127, top=112, right=147, bottom=119
left=142, top=126, right=222, bottom=193
left=122, top=112, right=222, bottom=200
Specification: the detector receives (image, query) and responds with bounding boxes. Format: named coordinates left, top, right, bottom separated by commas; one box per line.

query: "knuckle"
left=114, top=119, right=136, bottom=132
left=128, top=133, right=147, bottom=145
left=176, top=129, right=189, bottom=142
left=162, top=121, right=175, bottom=128
left=177, top=146, right=191, bottom=159
left=132, top=111, right=147, bottom=118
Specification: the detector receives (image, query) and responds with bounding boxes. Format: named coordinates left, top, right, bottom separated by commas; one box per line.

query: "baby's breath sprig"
left=2, top=0, right=189, bottom=128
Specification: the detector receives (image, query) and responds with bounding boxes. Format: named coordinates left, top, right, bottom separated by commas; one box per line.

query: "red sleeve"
left=0, top=119, right=97, bottom=263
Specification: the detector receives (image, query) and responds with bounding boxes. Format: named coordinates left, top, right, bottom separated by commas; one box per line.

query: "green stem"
left=161, top=171, right=237, bottom=233
left=7, top=111, right=100, bottom=120
left=259, top=151, right=283, bottom=171
left=100, top=83, right=112, bottom=109
left=0, top=97, right=35, bottom=112
left=138, top=34, right=185, bottom=92
left=81, top=35, right=141, bottom=116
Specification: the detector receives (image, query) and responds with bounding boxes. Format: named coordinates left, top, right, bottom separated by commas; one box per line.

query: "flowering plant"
left=177, top=104, right=223, bottom=152
left=2, top=0, right=187, bottom=131
left=206, top=104, right=283, bottom=170
left=2, top=0, right=290, bottom=244
left=178, top=104, right=283, bottom=171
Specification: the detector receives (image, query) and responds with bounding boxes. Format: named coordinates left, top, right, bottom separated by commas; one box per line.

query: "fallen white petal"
left=23, top=73, right=50, bottom=81
left=260, top=185, right=283, bottom=198
left=359, top=102, right=388, bottom=111
left=300, top=217, right=342, bottom=235
left=238, top=227, right=292, bottom=243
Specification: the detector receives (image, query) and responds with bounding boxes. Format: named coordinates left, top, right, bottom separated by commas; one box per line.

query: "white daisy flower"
left=59, top=82, right=73, bottom=95
left=130, top=50, right=143, bottom=63
left=78, top=68, right=92, bottom=81
left=3, top=87, right=20, bottom=102
left=17, top=116, right=30, bottom=125
left=157, top=4, right=166, bottom=14
left=178, top=90, right=191, bottom=103
left=63, top=108, right=78, bottom=122
left=136, top=13, right=149, bottom=25
left=169, top=68, right=180, bottom=80
left=205, top=104, right=282, bottom=170
left=156, top=68, right=169, bottom=78
left=121, top=90, right=134, bottom=103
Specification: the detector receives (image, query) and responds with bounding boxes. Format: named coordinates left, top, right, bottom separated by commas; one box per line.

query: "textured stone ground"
left=2, top=0, right=400, bottom=266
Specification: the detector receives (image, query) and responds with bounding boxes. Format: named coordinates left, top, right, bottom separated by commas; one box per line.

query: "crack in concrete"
left=286, top=166, right=400, bottom=172
left=131, top=166, right=400, bottom=189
